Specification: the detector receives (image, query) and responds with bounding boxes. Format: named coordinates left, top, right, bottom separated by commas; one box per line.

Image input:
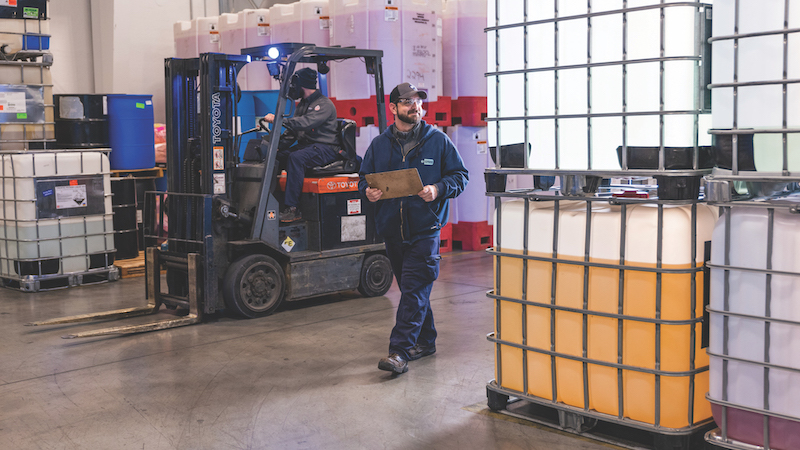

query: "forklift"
left=27, top=43, right=393, bottom=338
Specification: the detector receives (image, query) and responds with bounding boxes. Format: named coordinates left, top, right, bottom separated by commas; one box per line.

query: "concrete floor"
left=0, top=250, right=623, bottom=450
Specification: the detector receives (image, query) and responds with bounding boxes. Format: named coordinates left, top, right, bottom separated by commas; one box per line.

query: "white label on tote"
left=258, top=22, right=270, bottom=37
left=0, top=92, right=26, bottom=113
left=383, top=6, right=400, bottom=22
left=209, top=23, right=219, bottom=43
left=477, top=140, right=488, bottom=154
left=319, top=17, right=330, bottom=29
left=55, top=185, right=87, bottom=209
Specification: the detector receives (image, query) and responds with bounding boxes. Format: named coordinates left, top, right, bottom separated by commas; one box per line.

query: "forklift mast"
left=149, top=53, right=248, bottom=316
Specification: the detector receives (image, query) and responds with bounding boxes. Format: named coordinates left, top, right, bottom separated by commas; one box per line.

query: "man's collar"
left=305, top=90, right=322, bottom=102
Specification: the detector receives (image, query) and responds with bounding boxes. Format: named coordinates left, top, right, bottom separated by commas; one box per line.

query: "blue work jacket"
left=359, top=121, right=469, bottom=243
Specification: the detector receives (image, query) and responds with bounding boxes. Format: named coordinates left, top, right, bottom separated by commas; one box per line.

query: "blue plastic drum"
left=107, top=94, right=156, bottom=170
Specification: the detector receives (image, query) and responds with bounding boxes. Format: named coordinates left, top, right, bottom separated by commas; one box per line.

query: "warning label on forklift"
left=282, top=236, right=295, bottom=252
left=213, top=173, right=225, bottom=194
left=347, top=199, right=361, bottom=215
left=213, top=147, right=224, bottom=170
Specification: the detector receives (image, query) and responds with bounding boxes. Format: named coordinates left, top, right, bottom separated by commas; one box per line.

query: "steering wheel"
left=258, top=117, right=270, bottom=132
left=258, top=117, right=296, bottom=134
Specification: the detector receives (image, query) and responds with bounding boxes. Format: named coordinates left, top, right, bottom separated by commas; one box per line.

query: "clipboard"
left=365, top=168, right=424, bottom=199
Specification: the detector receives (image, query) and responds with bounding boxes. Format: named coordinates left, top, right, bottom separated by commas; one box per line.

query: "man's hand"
left=366, top=187, right=383, bottom=202
left=418, top=184, right=438, bottom=202
left=264, top=113, right=275, bottom=124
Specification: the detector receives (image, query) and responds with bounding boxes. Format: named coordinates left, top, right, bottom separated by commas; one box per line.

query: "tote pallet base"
left=0, top=266, right=120, bottom=292
left=705, top=429, right=769, bottom=450
left=487, top=381, right=716, bottom=450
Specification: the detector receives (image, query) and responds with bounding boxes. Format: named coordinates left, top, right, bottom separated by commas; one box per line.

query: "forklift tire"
left=223, top=254, right=286, bottom=318
left=357, top=254, right=393, bottom=297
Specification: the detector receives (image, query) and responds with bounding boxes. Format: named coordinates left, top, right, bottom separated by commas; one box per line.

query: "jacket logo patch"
left=314, top=105, right=320, bottom=111
left=422, top=158, right=434, bottom=165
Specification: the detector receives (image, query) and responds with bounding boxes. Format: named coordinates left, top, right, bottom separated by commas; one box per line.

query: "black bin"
left=55, top=94, right=109, bottom=149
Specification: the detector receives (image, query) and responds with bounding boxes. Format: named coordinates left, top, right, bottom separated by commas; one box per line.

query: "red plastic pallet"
left=332, top=95, right=452, bottom=127
left=439, top=222, right=453, bottom=253
left=451, top=96, right=487, bottom=127
left=424, top=96, right=452, bottom=127
left=452, top=221, right=493, bottom=251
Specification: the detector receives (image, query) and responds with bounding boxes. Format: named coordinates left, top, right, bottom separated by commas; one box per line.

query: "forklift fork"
left=25, top=248, right=204, bottom=339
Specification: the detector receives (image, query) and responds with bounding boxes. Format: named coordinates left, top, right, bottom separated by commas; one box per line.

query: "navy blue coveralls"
left=358, top=120, right=469, bottom=360
left=280, top=90, right=339, bottom=208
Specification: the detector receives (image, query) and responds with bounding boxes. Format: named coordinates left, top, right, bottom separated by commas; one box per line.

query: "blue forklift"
left=27, top=43, right=393, bottom=337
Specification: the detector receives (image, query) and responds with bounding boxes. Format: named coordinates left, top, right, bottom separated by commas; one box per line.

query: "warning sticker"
left=209, top=23, right=219, bottom=43
left=347, top=198, right=361, bottom=215
left=55, top=185, right=87, bottom=209
left=282, top=236, right=296, bottom=252
left=213, top=173, right=226, bottom=194
left=0, top=92, right=26, bottom=114
left=385, top=6, right=398, bottom=21
left=319, top=17, right=330, bottom=29
left=213, top=146, right=224, bottom=170
left=477, top=140, right=487, bottom=154
left=258, top=20, right=270, bottom=37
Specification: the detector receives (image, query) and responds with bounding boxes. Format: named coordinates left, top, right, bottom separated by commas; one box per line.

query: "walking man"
left=359, top=82, right=468, bottom=374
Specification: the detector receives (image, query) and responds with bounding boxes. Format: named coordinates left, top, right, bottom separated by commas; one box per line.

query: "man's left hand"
left=418, top=184, right=438, bottom=202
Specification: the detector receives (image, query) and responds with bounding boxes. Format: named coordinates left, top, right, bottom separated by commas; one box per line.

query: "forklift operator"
left=264, top=67, right=339, bottom=223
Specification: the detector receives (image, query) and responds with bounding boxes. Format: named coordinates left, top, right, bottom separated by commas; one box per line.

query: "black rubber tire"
left=223, top=254, right=286, bottom=318
left=357, top=254, right=393, bottom=297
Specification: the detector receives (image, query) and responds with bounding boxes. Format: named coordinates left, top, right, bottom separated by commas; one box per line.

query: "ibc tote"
left=329, top=0, right=442, bottom=100
left=271, top=0, right=330, bottom=89
left=219, top=9, right=273, bottom=91
left=707, top=202, right=800, bottom=449
left=0, top=151, right=115, bottom=288
left=490, top=196, right=716, bottom=429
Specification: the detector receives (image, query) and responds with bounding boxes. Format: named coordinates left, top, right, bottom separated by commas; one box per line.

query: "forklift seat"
left=308, top=119, right=359, bottom=176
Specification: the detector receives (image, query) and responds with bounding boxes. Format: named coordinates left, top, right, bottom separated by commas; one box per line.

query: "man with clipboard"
left=359, top=82, right=469, bottom=375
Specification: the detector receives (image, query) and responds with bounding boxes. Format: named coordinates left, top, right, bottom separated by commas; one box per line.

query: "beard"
left=397, top=106, right=424, bottom=125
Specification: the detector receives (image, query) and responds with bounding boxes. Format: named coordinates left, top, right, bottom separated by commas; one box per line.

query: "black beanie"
left=294, top=68, right=318, bottom=90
